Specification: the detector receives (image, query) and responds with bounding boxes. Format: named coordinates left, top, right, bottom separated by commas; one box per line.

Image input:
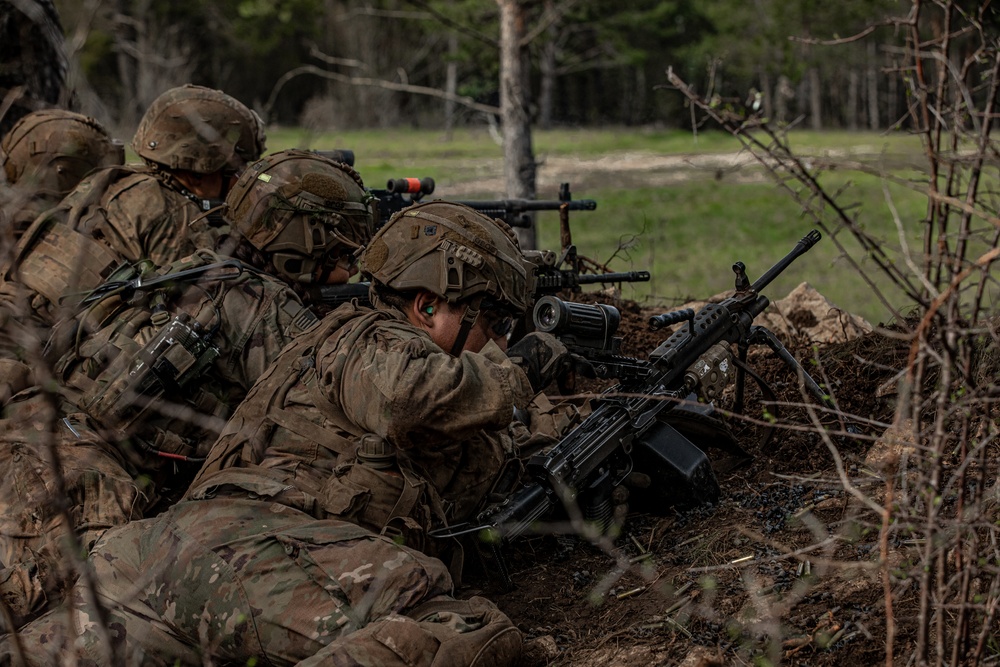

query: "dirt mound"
left=759, top=282, right=872, bottom=345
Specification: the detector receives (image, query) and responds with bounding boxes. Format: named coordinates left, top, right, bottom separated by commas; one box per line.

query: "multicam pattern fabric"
left=0, top=186, right=63, bottom=241
left=73, top=167, right=219, bottom=266
left=56, top=248, right=319, bottom=463
left=0, top=401, right=146, bottom=628
left=0, top=500, right=522, bottom=666
left=0, top=164, right=224, bottom=337
left=0, top=250, right=316, bottom=629
left=189, top=302, right=535, bottom=533
left=0, top=302, right=539, bottom=664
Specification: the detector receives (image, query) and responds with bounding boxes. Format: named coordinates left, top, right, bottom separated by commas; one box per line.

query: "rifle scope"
left=533, top=295, right=620, bottom=351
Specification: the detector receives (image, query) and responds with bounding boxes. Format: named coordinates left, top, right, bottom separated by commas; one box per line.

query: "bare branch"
left=262, top=65, right=499, bottom=122
left=403, top=0, right=498, bottom=48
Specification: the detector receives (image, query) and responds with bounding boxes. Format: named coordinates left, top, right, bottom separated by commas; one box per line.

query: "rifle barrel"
left=575, top=270, right=650, bottom=285
left=750, top=230, right=821, bottom=293
left=454, top=199, right=597, bottom=213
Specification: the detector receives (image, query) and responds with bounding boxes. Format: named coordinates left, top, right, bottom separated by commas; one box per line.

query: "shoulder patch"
left=282, top=300, right=319, bottom=334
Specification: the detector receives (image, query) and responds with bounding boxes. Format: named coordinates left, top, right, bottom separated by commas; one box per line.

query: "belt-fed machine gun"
left=433, top=231, right=836, bottom=589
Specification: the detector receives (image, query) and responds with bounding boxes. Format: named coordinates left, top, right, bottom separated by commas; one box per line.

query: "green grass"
left=531, top=171, right=929, bottom=325
left=264, top=126, right=943, bottom=324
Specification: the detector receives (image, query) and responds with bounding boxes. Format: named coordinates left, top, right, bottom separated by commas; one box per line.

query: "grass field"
left=266, top=126, right=941, bottom=325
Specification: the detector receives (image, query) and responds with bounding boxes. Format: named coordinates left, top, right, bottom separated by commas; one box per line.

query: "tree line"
left=50, top=0, right=993, bottom=133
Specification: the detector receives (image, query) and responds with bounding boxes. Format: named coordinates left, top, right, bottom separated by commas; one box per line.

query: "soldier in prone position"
left=0, top=202, right=579, bottom=666
left=0, top=151, right=375, bottom=631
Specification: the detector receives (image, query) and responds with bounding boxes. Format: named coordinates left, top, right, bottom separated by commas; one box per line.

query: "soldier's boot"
left=294, top=595, right=522, bottom=667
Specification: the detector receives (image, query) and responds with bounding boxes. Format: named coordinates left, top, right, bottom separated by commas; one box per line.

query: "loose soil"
left=459, top=292, right=922, bottom=667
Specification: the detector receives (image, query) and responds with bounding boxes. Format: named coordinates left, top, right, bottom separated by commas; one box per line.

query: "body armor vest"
left=190, top=304, right=447, bottom=549
left=53, top=257, right=316, bottom=466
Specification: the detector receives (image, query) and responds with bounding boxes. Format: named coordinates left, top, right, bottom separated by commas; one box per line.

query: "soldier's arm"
left=335, top=324, right=533, bottom=450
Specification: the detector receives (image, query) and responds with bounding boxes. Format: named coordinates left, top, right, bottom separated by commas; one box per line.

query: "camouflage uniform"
left=0, top=163, right=230, bottom=333
left=0, top=303, right=529, bottom=666
left=2, top=501, right=521, bottom=667
left=0, top=203, right=538, bottom=666
left=0, top=249, right=317, bottom=628
left=189, top=301, right=534, bottom=547
left=0, top=84, right=264, bottom=335
left=0, top=150, right=377, bottom=630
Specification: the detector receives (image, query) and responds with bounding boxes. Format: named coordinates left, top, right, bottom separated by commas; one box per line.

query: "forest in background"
left=51, top=0, right=949, bottom=135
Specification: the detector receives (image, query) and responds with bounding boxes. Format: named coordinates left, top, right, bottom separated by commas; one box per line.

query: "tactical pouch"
left=321, top=438, right=434, bottom=552
left=77, top=312, right=220, bottom=443
left=11, top=219, right=122, bottom=306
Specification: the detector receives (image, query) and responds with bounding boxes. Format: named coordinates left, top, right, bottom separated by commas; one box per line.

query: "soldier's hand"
left=507, top=332, right=572, bottom=393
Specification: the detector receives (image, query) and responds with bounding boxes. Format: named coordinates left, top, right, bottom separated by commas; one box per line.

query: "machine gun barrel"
left=751, top=229, right=821, bottom=293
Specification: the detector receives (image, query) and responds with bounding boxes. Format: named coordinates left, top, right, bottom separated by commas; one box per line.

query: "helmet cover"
left=1, top=109, right=124, bottom=191
left=361, top=201, right=534, bottom=315
left=224, top=148, right=376, bottom=283
left=132, top=84, right=265, bottom=174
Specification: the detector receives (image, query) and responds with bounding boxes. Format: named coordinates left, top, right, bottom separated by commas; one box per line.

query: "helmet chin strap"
left=449, top=295, right=484, bottom=356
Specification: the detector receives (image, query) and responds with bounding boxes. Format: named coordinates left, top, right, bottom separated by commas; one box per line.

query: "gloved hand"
left=507, top=332, right=573, bottom=393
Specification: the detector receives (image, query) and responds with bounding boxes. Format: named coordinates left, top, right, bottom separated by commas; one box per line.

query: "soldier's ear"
left=411, top=291, right=438, bottom=327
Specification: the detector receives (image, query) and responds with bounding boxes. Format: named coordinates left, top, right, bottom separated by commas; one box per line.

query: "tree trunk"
left=775, top=74, right=793, bottom=124
left=444, top=33, right=458, bottom=139
left=867, top=40, right=879, bottom=129
left=848, top=69, right=859, bottom=130
left=538, top=43, right=555, bottom=130
left=888, top=65, right=898, bottom=127
left=538, top=0, right=557, bottom=130
left=633, top=66, right=646, bottom=125
left=496, top=0, right=537, bottom=250
left=759, top=68, right=773, bottom=120
left=113, top=0, right=139, bottom=126
left=808, top=67, right=822, bottom=130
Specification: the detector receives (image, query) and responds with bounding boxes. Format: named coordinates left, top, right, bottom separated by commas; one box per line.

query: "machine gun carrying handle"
left=648, top=308, right=695, bottom=332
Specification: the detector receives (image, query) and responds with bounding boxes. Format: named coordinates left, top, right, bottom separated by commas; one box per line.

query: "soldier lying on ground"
left=0, top=109, right=123, bottom=243
left=0, top=202, right=580, bottom=666
left=0, top=84, right=265, bottom=337
left=0, top=152, right=374, bottom=631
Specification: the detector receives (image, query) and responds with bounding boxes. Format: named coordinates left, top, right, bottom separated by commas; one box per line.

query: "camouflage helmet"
left=1, top=109, right=124, bottom=191
left=361, top=201, right=534, bottom=315
left=224, top=149, right=376, bottom=284
left=132, top=84, right=265, bottom=174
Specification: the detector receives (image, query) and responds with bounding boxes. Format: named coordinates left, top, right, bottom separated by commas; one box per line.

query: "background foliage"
left=55, top=0, right=934, bottom=134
